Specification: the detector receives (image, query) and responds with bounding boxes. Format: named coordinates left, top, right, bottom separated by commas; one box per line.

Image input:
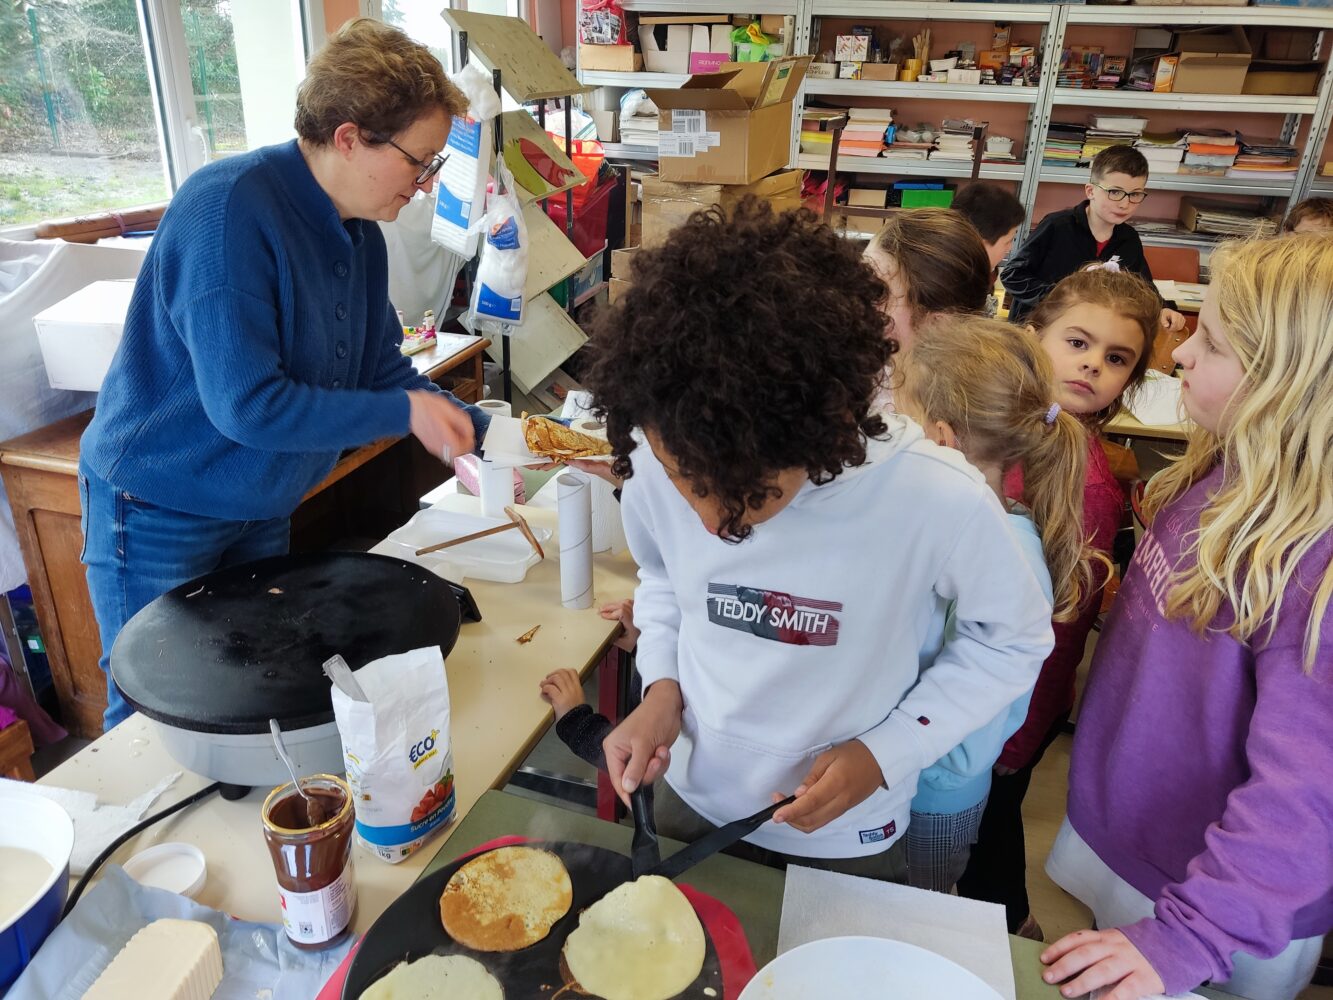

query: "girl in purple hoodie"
left=1038, top=234, right=1333, bottom=1000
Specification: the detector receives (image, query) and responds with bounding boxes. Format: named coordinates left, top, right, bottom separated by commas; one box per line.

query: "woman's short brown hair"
left=1282, top=197, right=1333, bottom=233
left=295, top=18, right=468, bottom=146
left=865, top=208, right=992, bottom=321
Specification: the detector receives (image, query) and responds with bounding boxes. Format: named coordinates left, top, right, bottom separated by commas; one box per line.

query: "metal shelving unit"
left=1040, top=165, right=1297, bottom=198
left=571, top=1, right=1333, bottom=245
left=599, top=142, right=662, bottom=162
left=797, top=152, right=1023, bottom=180
left=805, top=79, right=1041, bottom=103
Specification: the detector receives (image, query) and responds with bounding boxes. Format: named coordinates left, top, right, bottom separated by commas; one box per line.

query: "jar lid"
left=122, top=842, right=207, bottom=899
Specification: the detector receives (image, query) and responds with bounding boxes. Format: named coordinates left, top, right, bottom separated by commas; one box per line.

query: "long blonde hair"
left=897, top=316, right=1101, bottom=620
left=1143, top=235, right=1333, bottom=668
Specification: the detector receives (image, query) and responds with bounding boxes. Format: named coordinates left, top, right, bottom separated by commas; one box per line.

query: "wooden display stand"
left=0, top=339, right=487, bottom=738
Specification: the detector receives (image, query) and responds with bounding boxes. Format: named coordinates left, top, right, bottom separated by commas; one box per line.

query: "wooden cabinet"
left=0, top=338, right=488, bottom=738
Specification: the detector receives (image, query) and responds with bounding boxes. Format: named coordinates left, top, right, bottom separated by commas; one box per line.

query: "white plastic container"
left=371, top=505, right=549, bottom=584
left=32, top=278, right=136, bottom=391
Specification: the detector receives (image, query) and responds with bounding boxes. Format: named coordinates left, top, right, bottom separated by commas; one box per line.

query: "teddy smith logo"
left=706, top=583, right=842, bottom=646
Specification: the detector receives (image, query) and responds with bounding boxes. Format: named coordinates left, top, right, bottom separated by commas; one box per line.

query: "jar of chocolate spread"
left=261, top=774, right=357, bottom=949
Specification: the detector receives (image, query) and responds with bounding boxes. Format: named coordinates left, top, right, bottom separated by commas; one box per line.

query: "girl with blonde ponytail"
left=1041, top=234, right=1333, bottom=1000
left=893, top=315, right=1100, bottom=893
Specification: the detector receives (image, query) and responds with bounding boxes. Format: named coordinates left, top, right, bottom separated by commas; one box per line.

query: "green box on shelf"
left=900, top=189, right=954, bottom=209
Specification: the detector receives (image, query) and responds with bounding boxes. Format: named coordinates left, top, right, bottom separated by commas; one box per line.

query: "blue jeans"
left=79, top=463, right=290, bottom=732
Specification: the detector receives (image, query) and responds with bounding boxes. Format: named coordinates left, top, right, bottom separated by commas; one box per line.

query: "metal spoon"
left=269, top=718, right=327, bottom=826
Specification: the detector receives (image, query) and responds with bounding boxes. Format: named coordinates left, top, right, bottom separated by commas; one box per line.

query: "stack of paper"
left=619, top=113, right=659, bottom=149
left=1180, top=128, right=1239, bottom=177
left=837, top=107, right=893, bottom=158
left=1134, top=132, right=1185, bottom=174
left=1043, top=122, right=1087, bottom=168
left=1228, top=134, right=1298, bottom=180
left=881, top=141, right=931, bottom=162
left=1180, top=197, right=1280, bottom=238
left=800, top=108, right=845, bottom=157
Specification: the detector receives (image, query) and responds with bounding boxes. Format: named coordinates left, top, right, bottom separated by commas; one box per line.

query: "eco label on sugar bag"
left=331, top=647, right=456, bottom=864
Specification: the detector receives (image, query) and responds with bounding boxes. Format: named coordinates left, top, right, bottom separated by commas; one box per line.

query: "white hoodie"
left=623, top=413, right=1054, bottom=858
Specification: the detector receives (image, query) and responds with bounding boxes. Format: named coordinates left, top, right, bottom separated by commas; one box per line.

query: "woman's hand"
left=408, top=390, right=475, bottom=464
left=602, top=679, right=682, bottom=806
left=1041, top=928, right=1165, bottom=1000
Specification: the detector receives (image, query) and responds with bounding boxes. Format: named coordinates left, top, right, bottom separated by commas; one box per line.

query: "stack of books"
left=1082, top=115, right=1146, bottom=163
left=1181, top=129, right=1240, bottom=177
left=931, top=119, right=980, bottom=163
left=1134, top=132, right=1186, bottom=174
left=800, top=107, right=846, bottom=158
left=1228, top=135, right=1299, bottom=181
left=838, top=107, right=894, bottom=158
left=1043, top=122, right=1087, bottom=168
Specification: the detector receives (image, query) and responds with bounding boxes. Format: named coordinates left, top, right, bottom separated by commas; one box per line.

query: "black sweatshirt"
left=555, top=704, right=614, bottom=770
left=1001, top=201, right=1161, bottom=324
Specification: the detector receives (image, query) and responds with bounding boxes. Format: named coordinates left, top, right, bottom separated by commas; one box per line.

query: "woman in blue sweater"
left=80, top=19, right=486, bottom=730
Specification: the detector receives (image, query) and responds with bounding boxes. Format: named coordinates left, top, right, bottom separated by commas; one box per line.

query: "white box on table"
left=33, top=278, right=136, bottom=391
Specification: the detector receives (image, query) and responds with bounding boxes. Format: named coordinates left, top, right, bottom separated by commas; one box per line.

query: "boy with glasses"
left=1001, top=146, right=1185, bottom=331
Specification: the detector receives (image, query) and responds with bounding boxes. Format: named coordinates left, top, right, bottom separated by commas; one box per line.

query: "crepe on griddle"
left=359, top=953, right=503, bottom=999
left=563, top=875, right=706, bottom=1000
left=523, top=416, right=613, bottom=460
left=439, top=845, right=573, bottom=952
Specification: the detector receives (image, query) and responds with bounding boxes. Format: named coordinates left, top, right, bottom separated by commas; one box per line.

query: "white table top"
left=41, top=497, right=638, bottom=932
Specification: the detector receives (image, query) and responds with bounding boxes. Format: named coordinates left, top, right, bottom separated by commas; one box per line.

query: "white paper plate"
left=739, top=936, right=1003, bottom=1000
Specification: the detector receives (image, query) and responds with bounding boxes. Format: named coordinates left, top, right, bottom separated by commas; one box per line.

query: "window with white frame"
left=1, top=0, right=309, bottom=231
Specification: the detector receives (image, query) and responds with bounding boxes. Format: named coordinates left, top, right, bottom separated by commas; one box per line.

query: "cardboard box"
left=1252, top=27, right=1319, bottom=61
left=578, top=44, right=639, bottom=73
left=835, top=35, right=870, bottom=62
left=861, top=63, right=898, bottom=81
left=580, top=43, right=642, bottom=72
left=646, top=58, right=810, bottom=185
left=609, top=277, right=632, bottom=303
left=1171, top=26, right=1252, bottom=95
left=839, top=61, right=862, bottom=79
left=1153, top=54, right=1179, bottom=92
left=947, top=67, right=982, bottom=85
left=590, top=110, right=619, bottom=143
left=34, top=279, right=135, bottom=391
left=807, top=61, right=838, bottom=79
left=610, top=247, right=638, bottom=279
left=641, top=168, right=804, bottom=246
left=1242, top=59, right=1322, bottom=95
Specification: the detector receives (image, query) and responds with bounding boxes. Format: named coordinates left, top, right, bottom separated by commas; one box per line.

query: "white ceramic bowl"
left=739, top=936, right=1003, bottom=1000
left=0, top=787, right=74, bottom=990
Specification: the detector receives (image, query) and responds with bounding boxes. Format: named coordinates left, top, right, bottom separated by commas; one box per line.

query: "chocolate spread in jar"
left=261, top=774, right=357, bottom=949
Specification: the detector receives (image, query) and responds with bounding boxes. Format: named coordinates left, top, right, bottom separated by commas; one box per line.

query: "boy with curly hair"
left=583, top=200, right=1054, bottom=877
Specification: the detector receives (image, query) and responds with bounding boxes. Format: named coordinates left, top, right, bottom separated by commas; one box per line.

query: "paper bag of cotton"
left=431, top=61, right=501, bottom=258
left=326, top=649, right=455, bottom=864
left=469, top=158, right=529, bottom=332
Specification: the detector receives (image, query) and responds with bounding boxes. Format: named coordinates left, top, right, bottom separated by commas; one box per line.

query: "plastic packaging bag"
left=330, top=647, right=455, bottom=864
left=470, top=159, right=528, bottom=330
left=579, top=0, right=626, bottom=45
left=432, top=62, right=502, bottom=258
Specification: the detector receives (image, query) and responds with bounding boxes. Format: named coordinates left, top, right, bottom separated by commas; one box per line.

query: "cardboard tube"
left=557, top=473, right=593, bottom=609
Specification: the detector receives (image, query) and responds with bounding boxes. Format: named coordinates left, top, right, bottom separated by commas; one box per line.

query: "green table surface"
left=422, top=790, right=1232, bottom=1000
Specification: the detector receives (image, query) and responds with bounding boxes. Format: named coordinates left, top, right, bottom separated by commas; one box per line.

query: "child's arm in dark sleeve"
left=555, top=704, right=614, bottom=770
left=1000, top=217, right=1056, bottom=321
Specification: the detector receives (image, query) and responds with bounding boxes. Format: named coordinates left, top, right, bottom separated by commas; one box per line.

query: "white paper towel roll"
left=477, top=397, right=512, bottom=418
left=557, top=473, right=593, bottom=609
left=477, top=458, right=513, bottom=518
left=583, top=471, right=625, bottom=554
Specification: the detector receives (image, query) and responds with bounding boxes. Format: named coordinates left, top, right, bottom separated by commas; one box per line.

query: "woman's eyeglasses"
left=373, top=134, right=448, bottom=185
left=1094, top=183, right=1147, bottom=204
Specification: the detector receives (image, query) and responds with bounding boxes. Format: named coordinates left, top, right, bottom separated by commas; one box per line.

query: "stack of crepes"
left=522, top=415, right=614, bottom=461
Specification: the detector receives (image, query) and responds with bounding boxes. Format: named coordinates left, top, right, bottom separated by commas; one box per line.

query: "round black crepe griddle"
left=110, top=552, right=461, bottom=735
left=343, top=841, right=722, bottom=1000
